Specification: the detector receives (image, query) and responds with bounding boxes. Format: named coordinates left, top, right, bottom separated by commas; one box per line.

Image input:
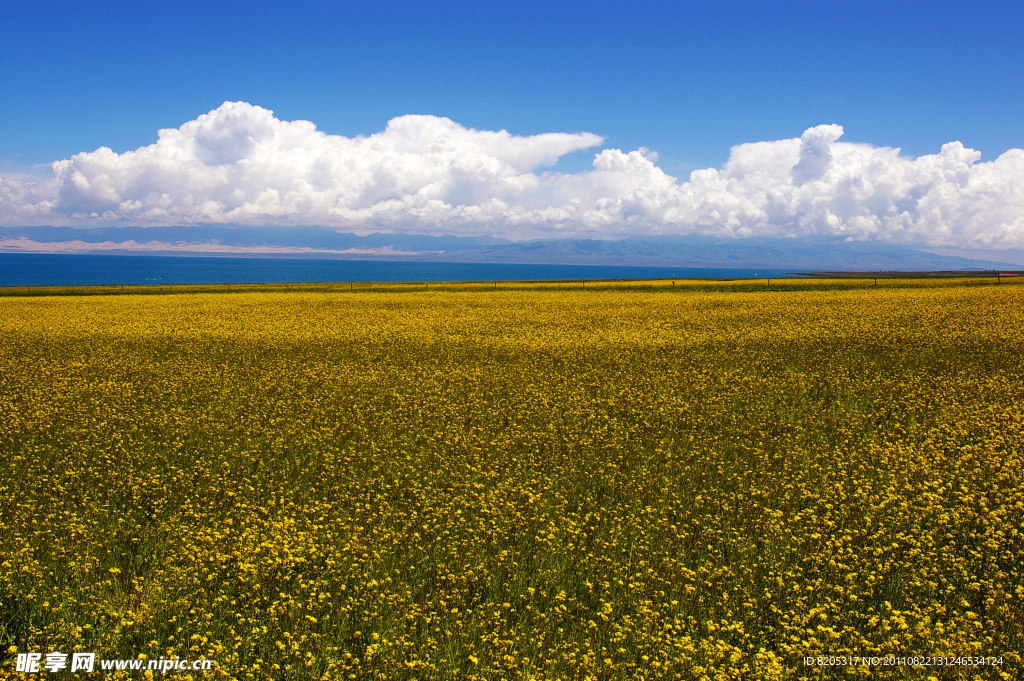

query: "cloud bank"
left=2, top=101, right=1023, bottom=247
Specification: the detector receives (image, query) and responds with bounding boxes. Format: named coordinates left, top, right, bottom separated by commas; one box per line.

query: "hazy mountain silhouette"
left=1, top=226, right=1016, bottom=271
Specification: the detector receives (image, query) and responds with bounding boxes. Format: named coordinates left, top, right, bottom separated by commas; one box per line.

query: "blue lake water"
left=0, top=253, right=800, bottom=287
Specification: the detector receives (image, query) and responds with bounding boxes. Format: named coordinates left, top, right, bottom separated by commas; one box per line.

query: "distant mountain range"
left=1, top=225, right=1018, bottom=271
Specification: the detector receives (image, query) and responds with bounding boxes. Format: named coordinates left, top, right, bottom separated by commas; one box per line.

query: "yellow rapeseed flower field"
left=1, top=278, right=1021, bottom=679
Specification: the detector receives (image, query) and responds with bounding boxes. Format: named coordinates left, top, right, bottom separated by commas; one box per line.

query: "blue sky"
left=3, top=0, right=1021, bottom=171
left=1, top=0, right=1023, bottom=254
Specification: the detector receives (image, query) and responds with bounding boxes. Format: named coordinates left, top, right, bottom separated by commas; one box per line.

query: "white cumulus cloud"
left=2, top=101, right=1023, bottom=248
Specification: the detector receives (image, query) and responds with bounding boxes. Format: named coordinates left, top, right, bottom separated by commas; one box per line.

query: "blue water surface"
left=0, top=253, right=798, bottom=287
